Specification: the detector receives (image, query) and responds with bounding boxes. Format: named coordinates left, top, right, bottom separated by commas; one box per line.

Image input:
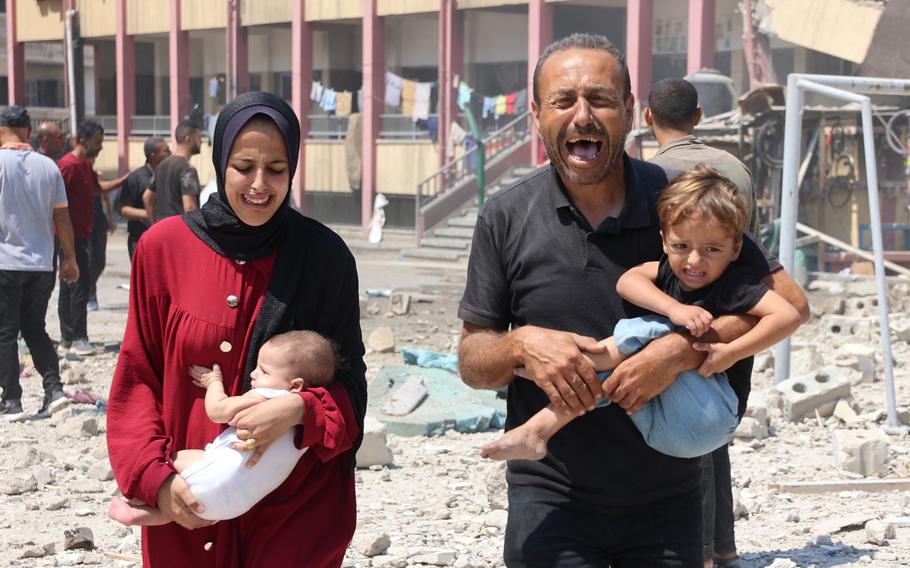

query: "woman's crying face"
left=224, top=117, right=290, bottom=227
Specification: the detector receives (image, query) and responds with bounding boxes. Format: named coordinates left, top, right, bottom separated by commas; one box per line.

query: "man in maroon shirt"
left=56, top=121, right=103, bottom=357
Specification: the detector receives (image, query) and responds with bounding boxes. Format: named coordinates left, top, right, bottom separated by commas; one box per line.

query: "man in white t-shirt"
left=0, top=106, right=79, bottom=421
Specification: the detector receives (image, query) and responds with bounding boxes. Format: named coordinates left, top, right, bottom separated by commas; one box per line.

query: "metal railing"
left=380, top=114, right=437, bottom=140
left=89, top=114, right=118, bottom=135
left=415, top=110, right=532, bottom=243
left=308, top=114, right=349, bottom=140
left=132, top=115, right=171, bottom=136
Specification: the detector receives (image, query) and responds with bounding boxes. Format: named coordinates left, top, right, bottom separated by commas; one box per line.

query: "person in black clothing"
left=457, top=33, right=810, bottom=568
left=117, top=137, right=171, bottom=260
left=143, top=119, right=201, bottom=223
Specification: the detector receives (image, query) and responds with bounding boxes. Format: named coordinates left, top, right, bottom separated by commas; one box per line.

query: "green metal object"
left=462, top=106, right=486, bottom=206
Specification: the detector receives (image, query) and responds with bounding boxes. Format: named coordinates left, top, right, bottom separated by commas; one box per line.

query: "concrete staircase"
left=401, top=166, right=536, bottom=261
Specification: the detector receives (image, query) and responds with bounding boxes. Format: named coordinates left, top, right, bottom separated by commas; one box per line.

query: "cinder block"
left=815, top=296, right=845, bottom=316
left=775, top=368, right=852, bottom=422
left=356, top=416, right=394, bottom=468
left=847, top=279, right=878, bottom=297
left=891, top=318, right=910, bottom=343
left=744, top=396, right=768, bottom=425
left=821, top=315, right=875, bottom=344
left=844, top=296, right=878, bottom=317
left=834, top=343, right=875, bottom=383
left=832, top=429, right=890, bottom=477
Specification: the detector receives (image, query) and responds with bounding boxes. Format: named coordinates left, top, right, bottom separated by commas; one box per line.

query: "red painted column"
left=291, top=0, right=312, bottom=211
left=169, top=0, right=189, bottom=141
left=626, top=0, right=653, bottom=111
left=5, top=0, right=25, bottom=105
left=361, top=0, right=384, bottom=230
left=237, top=25, right=249, bottom=93
left=439, top=0, right=462, bottom=169
left=528, top=0, right=553, bottom=166
left=115, top=0, right=135, bottom=175
left=687, top=0, right=715, bottom=75
left=226, top=0, right=249, bottom=99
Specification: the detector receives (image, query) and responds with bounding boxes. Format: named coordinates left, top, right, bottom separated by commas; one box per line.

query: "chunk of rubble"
left=368, top=327, right=396, bottom=353
left=775, top=368, right=851, bottom=422
left=865, top=519, right=896, bottom=545
left=356, top=416, right=394, bottom=468
left=63, top=527, right=94, bottom=551
left=832, top=429, right=890, bottom=477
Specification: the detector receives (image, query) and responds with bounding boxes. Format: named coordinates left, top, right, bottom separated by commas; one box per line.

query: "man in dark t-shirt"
left=117, top=137, right=170, bottom=260
left=144, top=119, right=201, bottom=222
left=457, top=34, right=809, bottom=567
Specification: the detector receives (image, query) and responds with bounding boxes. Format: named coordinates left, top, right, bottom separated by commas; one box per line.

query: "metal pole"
left=859, top=99, right=902, bottom=432
left=773, top=74, right=804, bottom=384
left=64, top=11, right=78, bottom=138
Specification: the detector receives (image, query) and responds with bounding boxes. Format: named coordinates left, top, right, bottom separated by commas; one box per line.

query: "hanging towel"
left=482, top=96, right=496, bottom=119
left=401, top=79, right=417, bottom=116
left=335, top=91, right=353, bottom=116
left=385, top=72, right=403, bottom=108
left=357, top=89, right=363, bottom=113
left=209, top=77, right=219, bottom=98
left=320, top=88, right=337, bottom=111
left=494, top=95, right=507, bottom=118
left=310, top=81, right=324, bottom=103
left=505, top=92, right=517, bottom=115
left=448, top=120, right=467, bottom=159
left=413, top=82, right=432, bottom=121
left=457, top=81, right=473, bottom=111
left=514, top=88, right=528, bottom=113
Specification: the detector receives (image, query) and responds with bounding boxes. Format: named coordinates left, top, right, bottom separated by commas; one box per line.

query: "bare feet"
left=480, top=426, right=548, bottom=461
left=107, top=496, right=168, bottom=527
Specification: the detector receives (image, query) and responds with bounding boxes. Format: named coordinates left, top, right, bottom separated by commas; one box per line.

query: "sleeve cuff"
left=296, top=391, right=327, bottom=448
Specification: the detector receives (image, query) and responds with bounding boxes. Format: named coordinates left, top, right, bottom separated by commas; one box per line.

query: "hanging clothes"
left=401, top=79, right=417, bottom=117
left=335, top=91, right=353, bottom=117
left=320, top=88, right=337, bottom=112
left=208, top=78, right=219, bottom=98
left=494, top=95, right=507, bottom=118
left=457, top=81, right=473, bottom=111
left=514, top=89, right=528, bottom=114
left=448, top=121, right=467, bottom=159
left=384, top=72, right=403, bottom=108
left=310, top=81, right=324, bottom=103
left=505, top=92, right=517, bottom=115
left=357, top=90, right=363, bottom=114
left=413, top=82, right=432, bottom=121
left=482, top=96, right=497, bottom=119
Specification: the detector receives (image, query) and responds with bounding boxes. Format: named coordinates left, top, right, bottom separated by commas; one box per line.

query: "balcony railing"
left=307, top=115, right=349, bottom=140
left=379, top=114, right=437, bottom=140
left=132, top=115, right=172, bottom=137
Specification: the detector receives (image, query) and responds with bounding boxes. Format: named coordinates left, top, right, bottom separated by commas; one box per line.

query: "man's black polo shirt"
left=116, top=164, right=154, bottom=240
left=459, top=154, right=778, bottom=506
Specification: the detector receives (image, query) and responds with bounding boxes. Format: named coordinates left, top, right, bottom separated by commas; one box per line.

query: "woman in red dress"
left=107, top=92, right=367, bottom=567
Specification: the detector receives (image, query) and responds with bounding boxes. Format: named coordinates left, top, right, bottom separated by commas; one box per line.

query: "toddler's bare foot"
left=480, top=426, right=548, bottom=461
left=107, top=496, right=167, bottom=526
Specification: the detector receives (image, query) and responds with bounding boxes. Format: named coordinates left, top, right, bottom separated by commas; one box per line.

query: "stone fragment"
left=832, top=429, right=890, bottom=477
left=381, top=375, right=427, bottom=416
left=817, top=296, right=845, bottom=316
left=775, top=368, right=851, bottom=422
left=368, top=327, right=396, bottom=353
left=411, top=549, right=456, bottom=566
left=833, top=400, right=861, bottom=424
left=42, top=496, right=69, bottom=511
left=743, top=397, right=768, bottom=426
left=483, top=509, right=508, bottom=529
left=864, top=519, right=896, bottom=545
left=389, top=292, right=411, bottom=315
left=0, top=474, right=38, bottom=495
left=733, top=417, right=767, bottom=440
left=356, top=532, right=391, bottom=557
left=892, top=318, right=910, bottom=342
left=485, top=462, right=508, bottom=510
left=812, top=513, right=873, bottom=534
left=788, top=343, right=824, bottom=376
left=834, top=343, right=876, bottom=383
left=356, top=417, right=394, bottom=468
left=63, top=527, right=94, bottom=551
left=454, top=555, right=481, bottom=568
left=87, top=458, right=114, bottom=481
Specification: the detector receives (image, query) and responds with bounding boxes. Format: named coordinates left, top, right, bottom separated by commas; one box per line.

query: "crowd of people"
left=0, top=32, right=811, bottom=568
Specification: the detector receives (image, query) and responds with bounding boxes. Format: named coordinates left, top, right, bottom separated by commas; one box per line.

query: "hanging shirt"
left=457, top=81, right=473, bottom=111
left=413, top=82, right=432, bottom=121
left=385, top=72, right=403, bottom=108
left=482, top=96, right=497, bottom=119
left=505, top=92, right=517, bottom=115
left=514, top=88, right=528, bottom=113
left=320, top=88, right=337, bottom=112
left=335, top=91, right=353, bottom=117
left=401, top=80, right=417, bottom=116
left=310, top=81, right=324, bottom=103
left=495, top=95, right=507, bottom=118
left=209, top=78, right=219, bottom=99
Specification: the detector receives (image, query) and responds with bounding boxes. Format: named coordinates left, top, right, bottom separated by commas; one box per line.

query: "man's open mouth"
left=565, top=137, right=603, bottom=160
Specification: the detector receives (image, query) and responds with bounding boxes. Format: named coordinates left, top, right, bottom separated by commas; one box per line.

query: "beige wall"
left=305, top=142, right=350, bottom=193
left=305, top=0, right=362, bottom=22
left=16, top=0, right=64, bottom=42
left=458, top=0, right=526, bottom=8
left=376, top=141, right=438, bottom=196
left=127, top=0, right=170, bottom=35
left=377, top=0, right=438, bottom=16
left=79, top=0, right=117, bottom=38
left=242, top=0, right=292, bottom=26
left=183, top=0, right=227, bottom=30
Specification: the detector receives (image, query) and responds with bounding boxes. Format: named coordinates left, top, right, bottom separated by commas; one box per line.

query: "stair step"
left=434, top=227, right=475, bottom=239
left=420, top=237, right=471, bottom=250
left=400, top=248, right=465, bottom=261
left=448, top=214, right=478, bottom=228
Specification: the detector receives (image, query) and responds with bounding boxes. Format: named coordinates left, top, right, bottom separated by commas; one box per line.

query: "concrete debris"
left=389, top=292, right=412, bottom=315
left=775, top=368, right=851, bottom=422
left=831, top=429, right=890, bottom=477
left=766, top=558, right=798, bottom=568
left=820, top=315, right=875, bottom=344
left=833, top=343, right=876, bottom=383
left=368, top=326, right=397, bottom=353
left=63, top=527, right=94, bottom=551
left=411, top=549, right=457, bottom=566
left=356, top=416, right=395, bottom=468
left=356, top=532, right=391, bottom=557
left=381, top=375, right=429, bottom=416
left=733, top=416, right=768, bottom=440
left=832, top=400, right=862, bottom=424
left=0, top=475, right=38, bottom=496
left=812, top=513, right=874, bottom=535
left=864, top=519, right=896, bottom=545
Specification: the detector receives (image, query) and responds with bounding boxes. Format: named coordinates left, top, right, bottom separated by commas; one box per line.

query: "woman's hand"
left=156, top=473, right=215, bottom=530
left=188, top=364, right=222, bottom=389
left=230, top=394, right=305, bottom=467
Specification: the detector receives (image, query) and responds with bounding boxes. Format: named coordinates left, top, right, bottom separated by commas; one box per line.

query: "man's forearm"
left=119, top=206, right=148, bottom=221
left=143, top=191, right=156, bottom=223
left=654, top=314, right=757, bottom=374
left=53, top=207, right=77, bottom=260
left=182, top=194, right=198, bottom=213
left=458, top=326, right=520, bottom=390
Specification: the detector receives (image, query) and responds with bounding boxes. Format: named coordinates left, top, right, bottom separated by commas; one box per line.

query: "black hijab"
left=184, top=92, right=367, bottom=467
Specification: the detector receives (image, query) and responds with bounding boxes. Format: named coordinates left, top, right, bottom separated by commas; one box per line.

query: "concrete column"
left=169, top=0, right=190, bottom=141
left=626, top=0, right=653, bottom=109
left=687, top=0, right=715, bottom=75
left=115, top=0, right=135, bottom=175
left=291, top=0, right=312, bottom=211
left=362, top=0, right=384, bottom=230
left=528, top=0, right=553, bottom=166
left=226, top=0, right=249, bottom=99
left=5, top=0, right=25, bottom=105
left=438, top=0, right=463, bottom=168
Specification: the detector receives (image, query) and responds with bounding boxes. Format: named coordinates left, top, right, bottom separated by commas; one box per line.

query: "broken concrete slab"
left=776, top=478, right=910, bottom=494
left=367, top=365, right=505, bottom=437
left=368, top=327, right=396, bottom=353
left=834, top=343, right=876, bottom=383
left=812, top=513, right=874, bottom=535
left=381, top=375, right=428, bottom=416
left=832, top=429, right=890, bottom=476
left=775, top=368, right=851, bottom=422
left=356, top=417, right=394, bottom=468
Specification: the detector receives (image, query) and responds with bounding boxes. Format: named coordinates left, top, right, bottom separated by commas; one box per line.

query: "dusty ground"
left=0, top=229, right=909, bottom=567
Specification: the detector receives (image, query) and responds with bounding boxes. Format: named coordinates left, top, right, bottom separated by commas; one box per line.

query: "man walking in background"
left=143, top=119, right=201, bottom=222
left=0, top=106, right=78, bottom=421
left=56, top=120, right=104, bottom=357
left=31, top=121, right=66, bottom=160
left=117, top=136, right=170, bottom=260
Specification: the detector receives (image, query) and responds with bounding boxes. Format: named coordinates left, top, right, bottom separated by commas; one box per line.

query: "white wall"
left=385, top=13, right=438, bottom=69
left=464, top=11, right=527, bottom=64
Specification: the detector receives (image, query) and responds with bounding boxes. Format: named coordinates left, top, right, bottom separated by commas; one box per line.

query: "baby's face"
left=249, top=343, right=297, bottom=390
left=662, top=215, right=742, bottom=291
